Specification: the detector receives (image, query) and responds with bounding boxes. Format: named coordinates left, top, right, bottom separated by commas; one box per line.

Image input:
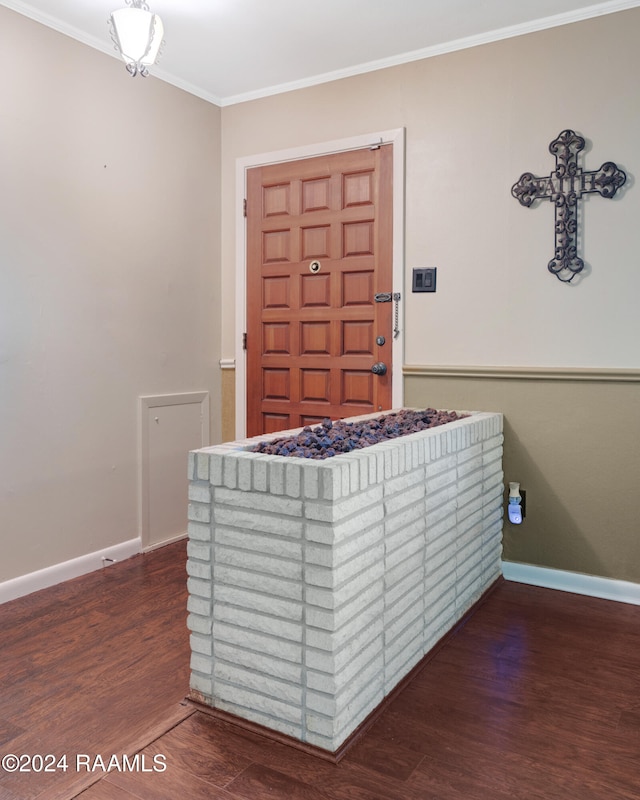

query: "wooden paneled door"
left=246, top=145, right=393, bottom=436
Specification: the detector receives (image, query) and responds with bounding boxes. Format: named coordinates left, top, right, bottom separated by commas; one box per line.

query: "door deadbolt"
left=309, top=260, right=321, bottom=273
left=376, top=336, right=386, bottom=346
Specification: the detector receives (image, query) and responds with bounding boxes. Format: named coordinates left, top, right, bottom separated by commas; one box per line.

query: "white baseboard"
left=502, top=561, right=640, bottom=606
left=142, top=531, right=187, bottom=553
left=0, top=538, right=141, bottom=605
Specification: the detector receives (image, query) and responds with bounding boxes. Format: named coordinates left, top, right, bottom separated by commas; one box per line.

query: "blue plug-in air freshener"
left=508, top=481, right=523, bottom=525
left=508, top=503, right=523, bottom=524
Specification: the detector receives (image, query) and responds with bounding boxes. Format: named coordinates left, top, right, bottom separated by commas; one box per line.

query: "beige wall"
left=220, top=9, right=640, bottom=366
left=405, top=370, right=640, bottom=583
left=219, top=9, right=640, bottom=582
left=2, top=5, right=639, bottom=587
left=0, top=7, right=221, bottom=582
left=220, top=368, right=236, bottom=442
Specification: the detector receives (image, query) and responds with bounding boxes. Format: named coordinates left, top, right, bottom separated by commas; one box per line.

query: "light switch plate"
left=412, top=267, right=437, bottom=292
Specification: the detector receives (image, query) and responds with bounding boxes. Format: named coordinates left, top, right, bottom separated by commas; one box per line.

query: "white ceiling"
left=3, top=0, right=639, bottom=105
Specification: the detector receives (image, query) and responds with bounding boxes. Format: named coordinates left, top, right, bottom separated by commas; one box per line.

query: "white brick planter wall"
left=187, top=411, right=503, bottom=753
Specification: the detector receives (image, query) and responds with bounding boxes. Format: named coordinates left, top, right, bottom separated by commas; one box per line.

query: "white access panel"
left=140, top=392, right=209, bottom=550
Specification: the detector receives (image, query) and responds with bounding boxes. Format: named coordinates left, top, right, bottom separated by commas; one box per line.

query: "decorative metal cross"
left=511, top=130, right=626, bottom=283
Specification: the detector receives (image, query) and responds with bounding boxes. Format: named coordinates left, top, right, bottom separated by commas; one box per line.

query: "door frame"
left=235, top=128, right=405, bottom=439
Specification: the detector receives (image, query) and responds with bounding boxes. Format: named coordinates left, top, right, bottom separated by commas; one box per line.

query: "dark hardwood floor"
left=1, top=541, right=639, bottom=800
left=0, top=542, right=191, bottom=800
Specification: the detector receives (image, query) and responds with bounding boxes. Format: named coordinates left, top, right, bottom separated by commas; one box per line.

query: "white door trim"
left=235, top=128, right=406, bottom=439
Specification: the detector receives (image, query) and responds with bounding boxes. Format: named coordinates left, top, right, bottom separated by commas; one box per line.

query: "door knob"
left=371, top=362, right=387, bottom=376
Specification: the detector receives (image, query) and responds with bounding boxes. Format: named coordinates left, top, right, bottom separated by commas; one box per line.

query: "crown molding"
left=3, top=0, right=640, bottom=106
left=218, top=0, right=640, bottom=106
left=0, top=0, right=225, bottom=106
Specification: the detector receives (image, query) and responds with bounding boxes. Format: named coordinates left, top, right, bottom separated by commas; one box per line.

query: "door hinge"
left=242, top=332, right=247, bottom=350
left=243, top=198, right=247, bottom=217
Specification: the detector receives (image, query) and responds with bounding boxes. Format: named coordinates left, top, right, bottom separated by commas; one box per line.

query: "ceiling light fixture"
left=109, top=0, right=164, bottom=77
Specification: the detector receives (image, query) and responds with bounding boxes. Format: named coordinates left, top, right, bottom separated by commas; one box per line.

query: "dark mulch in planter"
left=248, top=408, right=468, bottom=460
